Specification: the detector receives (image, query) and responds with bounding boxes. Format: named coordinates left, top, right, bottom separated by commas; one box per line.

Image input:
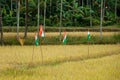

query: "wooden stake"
left=88, top=41, right=89, bottom=57
left=40, top=38, right=43, bottom=64
left=14, top=46, right=17, bottom=80
left=32, top=45, right=35, bottom=62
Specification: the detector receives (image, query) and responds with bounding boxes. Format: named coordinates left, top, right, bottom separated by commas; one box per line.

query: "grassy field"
left=0, top=44, right=120, bottom=80
left=3, top=32, right=119, bottom=37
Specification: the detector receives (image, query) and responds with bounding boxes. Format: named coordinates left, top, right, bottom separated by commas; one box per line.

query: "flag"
left=40, top=25, right=45, bottom=37
left=87, top=31, right=91, bottom=41
left=63, top=32, right=67, bottom=44
left=35, top=33, right=39, bottom=46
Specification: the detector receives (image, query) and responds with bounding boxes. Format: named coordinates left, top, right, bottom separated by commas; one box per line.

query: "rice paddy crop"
left=0, top=44, right=120, bottom=80
left=3, top=32, right=119, bottom=37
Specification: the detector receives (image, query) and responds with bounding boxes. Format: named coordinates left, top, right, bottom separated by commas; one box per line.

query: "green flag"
left=87, top=31, right=91, bottom=41
left=63, top=32, right=67, bottom=44
left=35, top=33, right=39, bottom=46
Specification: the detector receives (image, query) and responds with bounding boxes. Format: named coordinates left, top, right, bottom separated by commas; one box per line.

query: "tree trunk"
left=37, top=0, right=40, bottom=36
left=78, top=0, right=81, bottom=6
left=115, top=0, right=117, bottom=19
left=17, top=0, right=20, bottom=38
left=0, top=4, right=3, bottom=45
left=50, top=0, right=52, bottom=24
left=100, top=0, right=103, bottom=39
left=44, top=0, right=46, bottom=34
left=50, top=0, right=52, bottom=16
left=82, top=0, right=84, bottom=7
left=103, top=0, right=105, bottom=20
left=24, top=0, right=28, bottom=38
left=11, top=0, right=13, bottom=10
left=59, top=0, right=63, bottom=41
left=90, top=0, right=92, bottom=27
left=87, top=0, right=89, bottom=7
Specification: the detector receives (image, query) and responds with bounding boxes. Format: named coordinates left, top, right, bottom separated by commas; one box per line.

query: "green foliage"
left=103, top=21, right=114, bottom=26
left=4, top=37, right=19, bottom=45
left=113, top=33, right=120, bottom=43
left=1, top=0, right=120, bottom=27
left=92, top=18, right=100, bottom=26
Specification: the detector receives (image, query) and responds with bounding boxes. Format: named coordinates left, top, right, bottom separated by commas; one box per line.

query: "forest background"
left=0, top=0, right=120, bottom=27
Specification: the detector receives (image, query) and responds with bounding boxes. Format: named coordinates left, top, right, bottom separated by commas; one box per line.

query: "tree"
left=11, top=0, right=13, bottom=10
left=1, top=0, right=120, bottom=27
left=24, top=0, right=28, bottom=38
left=90, top=0, right=92, bottom=27
left=0, top=1, right=4, bottom=45
left=87, top=0, right=89, bottom=7
left=115, top=0, right=117, bottom=19
left=44, top=0, right=46, bottom=32
left=16, top=0, right=20, bottom=39
left=100, top=0, right=103, bottom=39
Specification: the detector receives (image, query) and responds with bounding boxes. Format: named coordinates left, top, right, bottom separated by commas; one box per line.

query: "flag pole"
left=64, top=39, right=67, bottom=61
left=88, top=40, right=89, bottom=57
left=33, top=32, right=39, bottom=64
left=31, top=33, right=36, bottom=64
left=37, top=0, right=43, bottom=64
left=39, top=26, right=44, bottom=64
left=87, top=30, right=90, bottom=57
left=40, top=38, right=43, bottom=64
left=63, top=32, right=67, bottom=61
left=14, top=46, right=17, bottom=79
left=32, top=44, right=35, bottom=63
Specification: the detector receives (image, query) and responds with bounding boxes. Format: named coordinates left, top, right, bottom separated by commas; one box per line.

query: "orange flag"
left=39, top=25, right=44, bottom=37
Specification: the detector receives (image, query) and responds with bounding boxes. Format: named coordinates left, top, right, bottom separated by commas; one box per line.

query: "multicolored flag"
left=35, top=33, right=39, bottom=46
left=87, top=31, right=91, bottom=41
left=63, top=32, right=67, bottom=44
left=40, top=25, right=45, bottom=37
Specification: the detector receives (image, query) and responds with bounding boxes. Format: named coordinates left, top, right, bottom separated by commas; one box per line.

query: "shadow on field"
left=27, top=51, right=120, bottom=68
left=0, top=51, right=120, bottom=76
left=0, top=51, right=120, bottom=74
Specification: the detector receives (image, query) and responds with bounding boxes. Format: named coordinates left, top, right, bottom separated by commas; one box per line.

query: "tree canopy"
left=1, top=0, right=120, bottom=27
